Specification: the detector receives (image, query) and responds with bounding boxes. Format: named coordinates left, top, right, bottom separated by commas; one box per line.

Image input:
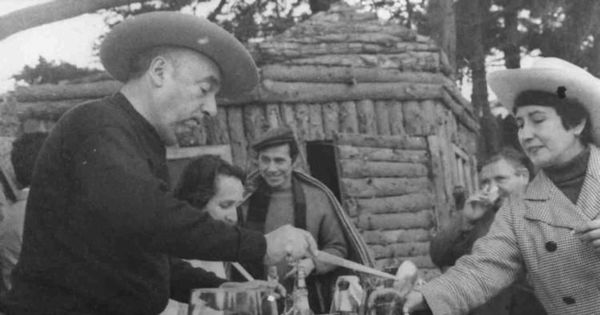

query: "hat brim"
left=488, top=67, right=600, bottom=145
left=100, top=12, right=258, bottom=98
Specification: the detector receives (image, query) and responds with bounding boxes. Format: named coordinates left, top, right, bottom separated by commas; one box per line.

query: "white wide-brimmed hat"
left=100, top=11, right=258, bottom=98
left=488, top=57, right=600, bottom=144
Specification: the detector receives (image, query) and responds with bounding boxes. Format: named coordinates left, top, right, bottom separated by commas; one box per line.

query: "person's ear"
left=148, top=56, right=169, bottom=87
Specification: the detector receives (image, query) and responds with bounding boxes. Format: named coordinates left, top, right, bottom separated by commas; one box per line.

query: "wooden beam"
left=362, top=229, right=432, bottom=245
left=337, top=145, right=429, bottom=163
left=340, top=160, right=428, bottom=178
left=374, top=100, right=391, bottom=135
left=14, top=81, right=121, bottom=102
left=282, top=52, right=440, bottom=72
left=355, top=193, right=435, bottom=214
left=257, top=81, right=443, bottom=104
left=335, top=133, right=428, bottom=150
left=356, top=210, right=435, bottom=230
left=261, top=65, right=450, bottom=84
left=308, top=104, right=324, bottom=140
left=226, top=106, right=247, bottom=169
left=322, top=102, right=340, bottom=139
left=338, top=101, right=359, bottom=134
left=14, top=80, right=446, bottom=107
left=356, top=99, right=376, bottom=134
left=370, top=242, right=430, bottom=259
left=341, top=177, right=431, bottom=198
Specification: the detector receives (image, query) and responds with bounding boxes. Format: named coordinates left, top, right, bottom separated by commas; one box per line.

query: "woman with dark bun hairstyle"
left=162, top=155, right=245, bottom=315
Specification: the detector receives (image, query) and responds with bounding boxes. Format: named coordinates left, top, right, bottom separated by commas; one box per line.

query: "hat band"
left=514, top=90, right=575, bottom=110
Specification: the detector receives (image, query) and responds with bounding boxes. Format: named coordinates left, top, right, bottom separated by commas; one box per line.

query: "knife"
left=314, top=251, right=398, bottom=281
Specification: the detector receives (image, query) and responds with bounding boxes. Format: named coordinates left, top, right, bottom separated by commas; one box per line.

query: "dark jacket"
left=6, top=93, right=266, bottom=315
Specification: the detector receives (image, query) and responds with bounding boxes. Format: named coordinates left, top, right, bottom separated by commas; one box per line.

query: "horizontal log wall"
left=335, top=133, right=439, bottom=274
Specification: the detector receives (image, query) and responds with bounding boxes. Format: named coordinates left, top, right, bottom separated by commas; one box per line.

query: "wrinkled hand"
left=284, top=258, right=316, bottom=279
left=220, top=280, right=286, bottom=298
left=402, top=291, right=427, bottom=315
left=264, top=224, right=318, bottom=265
left=574, top=219, right=600, bottom=252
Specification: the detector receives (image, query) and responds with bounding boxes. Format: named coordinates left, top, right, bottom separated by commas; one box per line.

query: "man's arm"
left=169, top=258, right=227, bottom=302
left=72, top=126, right=266, bottom=262
left=429, top=215, right=468, bottom=270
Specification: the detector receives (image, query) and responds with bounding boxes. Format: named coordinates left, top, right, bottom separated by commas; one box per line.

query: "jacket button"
left=562, top=296, right=575, bottom=305
left=545, top=241, right=557, bottom=252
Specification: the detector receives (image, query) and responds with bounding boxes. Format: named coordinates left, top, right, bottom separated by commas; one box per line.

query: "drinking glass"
left=189, top=287, right=278, bottom=315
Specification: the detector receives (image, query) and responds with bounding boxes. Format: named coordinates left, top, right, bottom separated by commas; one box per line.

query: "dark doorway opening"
left=306, top=140, right=342, bottom=202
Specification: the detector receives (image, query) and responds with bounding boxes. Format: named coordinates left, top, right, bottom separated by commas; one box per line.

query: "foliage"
left=12, top=57, right=102, bottom=85
left=100, top=0, right=432, bottom=43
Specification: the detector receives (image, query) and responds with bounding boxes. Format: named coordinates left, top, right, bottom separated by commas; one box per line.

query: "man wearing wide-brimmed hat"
left=403, top=58, right=600, bottom=315
left=5, top=12, right=316, bottom=315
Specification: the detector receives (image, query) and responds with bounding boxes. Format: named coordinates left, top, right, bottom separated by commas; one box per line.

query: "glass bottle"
left=286, top=266, right=314, bottom=315
left=330, top=278, right=359, bottom=315
left=265, top=266, right=279, bottom=315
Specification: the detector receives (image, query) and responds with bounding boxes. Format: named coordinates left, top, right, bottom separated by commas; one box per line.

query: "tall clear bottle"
left=286, top=266, right=314, bottom=315
left=330, top=278, right=359, bottom=315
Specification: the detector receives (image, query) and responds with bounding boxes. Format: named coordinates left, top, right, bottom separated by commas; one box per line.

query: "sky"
left=0, top=0, right=110, bottom=93
left=0, top=0, right=222, bottom=94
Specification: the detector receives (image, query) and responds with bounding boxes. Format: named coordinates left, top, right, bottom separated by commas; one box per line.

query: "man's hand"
left=574, top=219, right=600, bottom=252
left=284, top=258, right=316, bottom=279
left=402, top=291, right=427, bottom=315
left=461, top=193, right=495, bottom=229
left=264, top=224, right=318, bottom=265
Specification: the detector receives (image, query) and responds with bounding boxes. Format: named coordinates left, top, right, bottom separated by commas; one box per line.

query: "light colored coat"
left=420, top=145, right=600, bottom=315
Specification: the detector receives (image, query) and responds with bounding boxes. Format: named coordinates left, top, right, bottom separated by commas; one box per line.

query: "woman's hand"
left=573, top=220, right=600, bottom=252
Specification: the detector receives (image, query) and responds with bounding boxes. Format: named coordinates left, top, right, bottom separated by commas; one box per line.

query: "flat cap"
left=251, top=126, right=297, bottom=152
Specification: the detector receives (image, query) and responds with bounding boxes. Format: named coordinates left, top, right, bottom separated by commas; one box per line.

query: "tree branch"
left=207, top=0, right=228, bottom=21
left=0, top=0, right=152, bottom=41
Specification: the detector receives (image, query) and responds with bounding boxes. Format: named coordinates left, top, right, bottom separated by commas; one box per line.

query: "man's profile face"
left=479, top=158, right=528, bottom=200
left=153, top=50, right=222, bottom=145
left=258, top=143, right=294, bottom=190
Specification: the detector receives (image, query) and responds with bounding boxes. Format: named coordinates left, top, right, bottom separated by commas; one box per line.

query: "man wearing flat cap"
left=240, top=126, right=373, bottom=313
left=5, top=12, right=316, bottom=315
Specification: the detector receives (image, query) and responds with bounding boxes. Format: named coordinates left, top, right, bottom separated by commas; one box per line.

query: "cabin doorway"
left=305, top=140, right=342, bottom=202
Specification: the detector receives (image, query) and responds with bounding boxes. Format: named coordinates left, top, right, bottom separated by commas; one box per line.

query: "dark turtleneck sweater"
left=543, top=146, right=590, bottom=204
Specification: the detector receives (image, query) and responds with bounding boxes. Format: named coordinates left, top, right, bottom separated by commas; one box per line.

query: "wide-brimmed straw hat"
left=488, top=57, right=600, bottom=145
left=100, top=11, right=258, bottom=98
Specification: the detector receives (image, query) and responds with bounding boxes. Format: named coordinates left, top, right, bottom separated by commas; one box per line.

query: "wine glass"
left=189, top=287, right=279, bottom=315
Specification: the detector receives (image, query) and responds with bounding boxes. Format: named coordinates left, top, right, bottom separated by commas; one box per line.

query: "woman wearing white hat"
left=403, top=58, right=600, bottom=315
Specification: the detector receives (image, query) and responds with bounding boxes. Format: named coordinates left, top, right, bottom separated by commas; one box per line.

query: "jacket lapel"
left=523, top=171, right=587, bottom=229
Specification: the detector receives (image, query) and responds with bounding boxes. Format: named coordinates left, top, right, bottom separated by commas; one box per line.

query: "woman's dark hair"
left=513, top=89, right=592, bottom=144
left=173, top=155, right=245, bottom=209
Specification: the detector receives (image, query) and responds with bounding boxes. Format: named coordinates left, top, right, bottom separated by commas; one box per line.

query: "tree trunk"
left=465, top=0, right=500, bottom=159
left=502, top=0, right=521, bottom=69
left=427, top=0, right=457, bottom=74
left=0, top=0, right=152, bottom=41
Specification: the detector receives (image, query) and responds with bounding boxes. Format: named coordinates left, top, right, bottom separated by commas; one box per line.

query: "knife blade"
left=314, top=251, right=397, bottom=281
